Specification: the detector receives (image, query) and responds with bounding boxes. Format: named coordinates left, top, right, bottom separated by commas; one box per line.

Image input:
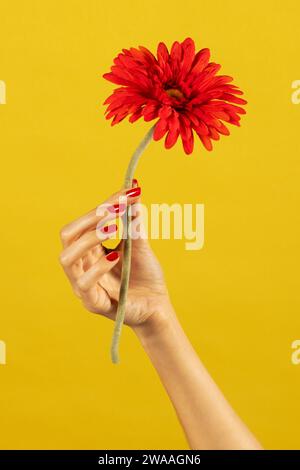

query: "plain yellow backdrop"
left=0, top=0, right=300, bottom=450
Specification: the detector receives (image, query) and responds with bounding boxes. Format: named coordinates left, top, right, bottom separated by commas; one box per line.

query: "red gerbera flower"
left=103, top=38, right=247, bottom=364
left=103, top=37, right=247, bottom=155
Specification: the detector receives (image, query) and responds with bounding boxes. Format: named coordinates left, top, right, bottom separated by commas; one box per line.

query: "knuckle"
left=77, top=277, right=89, bottom=292
left=81, top=230, right=94, bottom=245
left=59, top=252, right=70, bottom=267
left=60, top=225, right=71, bottom=243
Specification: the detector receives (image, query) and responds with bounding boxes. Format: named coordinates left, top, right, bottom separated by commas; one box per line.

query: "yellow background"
left=0, top=0, right=300, bottom=450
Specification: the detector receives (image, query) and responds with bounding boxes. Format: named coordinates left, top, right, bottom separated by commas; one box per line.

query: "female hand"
left=59, top=181, right=171, bottom=327
left=59, top=181, right=262, bottom=450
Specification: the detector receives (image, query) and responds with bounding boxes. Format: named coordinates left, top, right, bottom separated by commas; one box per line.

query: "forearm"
left=133, top=305, right=262, bottom=450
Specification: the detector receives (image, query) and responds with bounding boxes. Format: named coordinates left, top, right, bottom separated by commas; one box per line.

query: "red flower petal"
left=209, top=127, right=220, bottom=141
left=179, top=115, right=194, bottom=155
left=138, top=46, right=158, bottom=66
left=217, top=122, right=230, bottom=135
left=157, top=42, right=169, bottom=68
left=129, top=108, right=143, bottom=123
left=170, top=41, right=182, bottom=62
left=111, top=111, right=128, bottom=126
left=185, top=110, right=199, bottom=127
left=153, top=118, right=168, bottom=140
left=165, top=128, right=180, bottom=149
left=180, top=37, right=196, bottom=79
left=168, top=110, right=180, bottom=131
left=142, top=103, right=159, bottom=122
left=158, top=105, right=173, bottom=119
left=195, top=120, right=209, bottom=136
left=199, top=135, right=213, bottom=151
left=221, top=93, right=248, bottom=105
left=103, top=72, right=131, bottom=86
left=190, top=48, right=210, bottom=75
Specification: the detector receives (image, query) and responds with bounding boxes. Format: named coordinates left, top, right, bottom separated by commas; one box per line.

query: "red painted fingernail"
left=126, top=187, right=141, bottom=198
left=132, top=178, right=138, bottom=187
left=101, top=223, right=118, bottom=234
left=106, top=251, right=119, bottom=262
left=108, top=203, right=126, bottom=214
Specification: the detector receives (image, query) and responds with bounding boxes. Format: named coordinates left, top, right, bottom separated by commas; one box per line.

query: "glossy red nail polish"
left=132, top=178, right=138, bottom=187
left=106, top=251, right=119, bottom=262
left=108, top=203, right=126, bottom=214
left=126, top=187, right=141, bottom=198
left=101, top=223, right=118, bottom=234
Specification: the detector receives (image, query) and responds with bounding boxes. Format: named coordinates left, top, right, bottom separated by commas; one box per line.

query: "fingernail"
left=132, top=178, right=138, bottom=187
left=106, top=251, right=119, bottom=262
left=108, top=203, right=126, bottom=214
left=126, top=187, right=141, bottom=198
left=101, top=223, right=118, bottom=234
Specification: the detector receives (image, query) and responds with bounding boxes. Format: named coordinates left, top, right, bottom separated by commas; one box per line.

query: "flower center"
left=165, top=88, right=184, bottom=100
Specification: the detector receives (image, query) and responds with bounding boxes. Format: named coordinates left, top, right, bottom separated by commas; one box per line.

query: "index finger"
left=59, top=185, right=141, bottom=248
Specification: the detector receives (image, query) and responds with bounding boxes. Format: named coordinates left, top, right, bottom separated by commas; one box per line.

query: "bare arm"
left=134, top=307, right=262, bottom=450
left=59, top=183, right=262, bottom=450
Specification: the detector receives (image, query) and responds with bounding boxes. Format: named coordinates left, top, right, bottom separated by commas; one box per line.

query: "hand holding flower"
left=59, top=185, right=171, bottom=329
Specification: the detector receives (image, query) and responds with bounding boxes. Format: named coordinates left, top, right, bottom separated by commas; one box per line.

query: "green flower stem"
left=111, top=124, right=156, bottom=364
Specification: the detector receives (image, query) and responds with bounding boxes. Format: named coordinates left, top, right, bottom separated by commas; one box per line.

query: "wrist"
left=132, top=300, right=178, bottom=343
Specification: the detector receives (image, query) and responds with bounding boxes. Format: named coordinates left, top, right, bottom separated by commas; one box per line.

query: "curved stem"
left=110, top=124, right=155, bottom=364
